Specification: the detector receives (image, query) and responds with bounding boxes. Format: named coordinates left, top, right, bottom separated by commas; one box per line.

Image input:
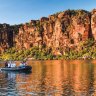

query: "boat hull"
left=1, top=66, right=32, bottom=72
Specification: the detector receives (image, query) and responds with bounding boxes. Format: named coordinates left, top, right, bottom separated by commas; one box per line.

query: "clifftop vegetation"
left=0, top=9, right=96, bottom=60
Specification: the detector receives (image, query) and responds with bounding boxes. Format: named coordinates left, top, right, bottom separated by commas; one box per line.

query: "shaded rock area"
left=0, top=24, right=20, bottom=53
left=1, top=9, right=96, bottom=55
left=0, top=24, right=13, bottom=53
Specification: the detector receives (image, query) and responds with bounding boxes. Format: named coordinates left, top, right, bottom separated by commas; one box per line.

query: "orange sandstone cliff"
left=0, top=9, right=96, bottom=55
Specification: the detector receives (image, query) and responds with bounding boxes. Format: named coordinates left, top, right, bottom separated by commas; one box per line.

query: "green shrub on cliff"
left=5, top=47, right=16, bottom=54
left=1, top=39, right=96, bottom=60
left=1, top=54, right=11, bottom=60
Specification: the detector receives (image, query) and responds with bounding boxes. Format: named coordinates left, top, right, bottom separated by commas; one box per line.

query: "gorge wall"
left=0, top=24, right=20, bottom=53
left=0, top=24, right=13, bottom=53
left=1, top=9, right=96, bottom=55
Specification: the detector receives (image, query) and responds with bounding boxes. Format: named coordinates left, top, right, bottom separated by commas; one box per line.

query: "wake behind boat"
left=0, top=65, right=32, bottom=72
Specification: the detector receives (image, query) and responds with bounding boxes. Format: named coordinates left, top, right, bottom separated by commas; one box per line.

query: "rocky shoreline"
left=0, top=9, right=96, bottom=59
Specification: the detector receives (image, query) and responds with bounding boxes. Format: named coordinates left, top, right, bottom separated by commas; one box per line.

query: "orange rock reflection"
left=0, top=60, right=96, bottom=95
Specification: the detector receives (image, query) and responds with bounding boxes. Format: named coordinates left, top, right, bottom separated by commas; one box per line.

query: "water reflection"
left=0, top=70, right=32, bottom=96
left=0, top=60, right=96, bottom=95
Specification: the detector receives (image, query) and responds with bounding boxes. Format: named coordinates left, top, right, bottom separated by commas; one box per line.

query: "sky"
left=0, top=0, right=96, bottom=25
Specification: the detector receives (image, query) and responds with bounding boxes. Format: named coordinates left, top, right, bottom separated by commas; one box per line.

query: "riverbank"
left=0, top=39, right=96, bottom=61
left=0, top=47, right=96, bottom=61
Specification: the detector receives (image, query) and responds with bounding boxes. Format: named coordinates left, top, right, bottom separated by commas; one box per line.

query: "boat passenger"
left=5, top=61, right=8, bottom=67
left=19, top=61, right=27, bottom=67
left=23, top=61, right=27, bottom=66
left=7, top=61, right=12, bottom=68
left=8, top=61, right=16, bottom=68
left=19, top=61, right=24, bottom=67
left=11, top=61, right=16, bottom=68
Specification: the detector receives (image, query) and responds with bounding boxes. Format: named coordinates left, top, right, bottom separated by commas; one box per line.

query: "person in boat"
left=23, top=61, right=27, bottom=66
left=8, top=61, right=11, bottom=68
left=11, top=61, right=16, bottom=68
left=5, top=61, right=8, bottom=67
left=8, top=61, right=16, bottom=68
left=19, top=61, right=27, bottom=67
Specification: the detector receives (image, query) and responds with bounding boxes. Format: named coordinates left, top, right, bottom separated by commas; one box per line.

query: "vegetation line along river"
left=0, top=9, right=96, bottom=60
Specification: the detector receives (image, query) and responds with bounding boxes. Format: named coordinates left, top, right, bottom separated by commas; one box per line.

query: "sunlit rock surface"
left=0, top=9, right=96, bottom=55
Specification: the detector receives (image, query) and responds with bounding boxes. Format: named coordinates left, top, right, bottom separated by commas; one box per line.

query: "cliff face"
left=15, top=20, right=42, bottom=49
left=0, top=24, right=20, bottom=53
left=15, top=9, right=91, bottom=55
left=91, top=9, right=96, bottom=40
left=1, top=9, right=96, bottom=55
left=0, top=24, right=14, bottom=53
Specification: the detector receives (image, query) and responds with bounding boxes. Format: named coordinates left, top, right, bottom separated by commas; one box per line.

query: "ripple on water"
left=0, top=60, right=96, bottom=96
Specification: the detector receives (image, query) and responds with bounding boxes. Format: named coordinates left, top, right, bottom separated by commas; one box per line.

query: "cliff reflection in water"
left=0, top=60, right=96, bottom=95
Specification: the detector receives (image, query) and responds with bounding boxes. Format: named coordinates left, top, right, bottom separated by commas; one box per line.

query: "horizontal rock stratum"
left=0, top=9, right=96, bottom=55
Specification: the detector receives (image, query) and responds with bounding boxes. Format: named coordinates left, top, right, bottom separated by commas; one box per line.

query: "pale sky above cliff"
left=0, top=0, right=95, bottom=25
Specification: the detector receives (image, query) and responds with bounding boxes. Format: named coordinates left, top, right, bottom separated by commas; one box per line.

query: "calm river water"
left=0, top=60, right=96, bottom=96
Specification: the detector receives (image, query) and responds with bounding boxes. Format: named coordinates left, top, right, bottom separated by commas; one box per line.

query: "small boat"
left=0, top=66, right=32, bottom=72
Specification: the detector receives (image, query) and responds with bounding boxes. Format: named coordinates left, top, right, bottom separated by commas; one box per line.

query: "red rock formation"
left=15, top=10, right=91, bottom=55
left=15, top=20, right=42, bottom=49
left=91, top=9, right=96, bottom=40
left=0, top=9, right=96, bottom=55
left=0, top=24, right=14, bottom=53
